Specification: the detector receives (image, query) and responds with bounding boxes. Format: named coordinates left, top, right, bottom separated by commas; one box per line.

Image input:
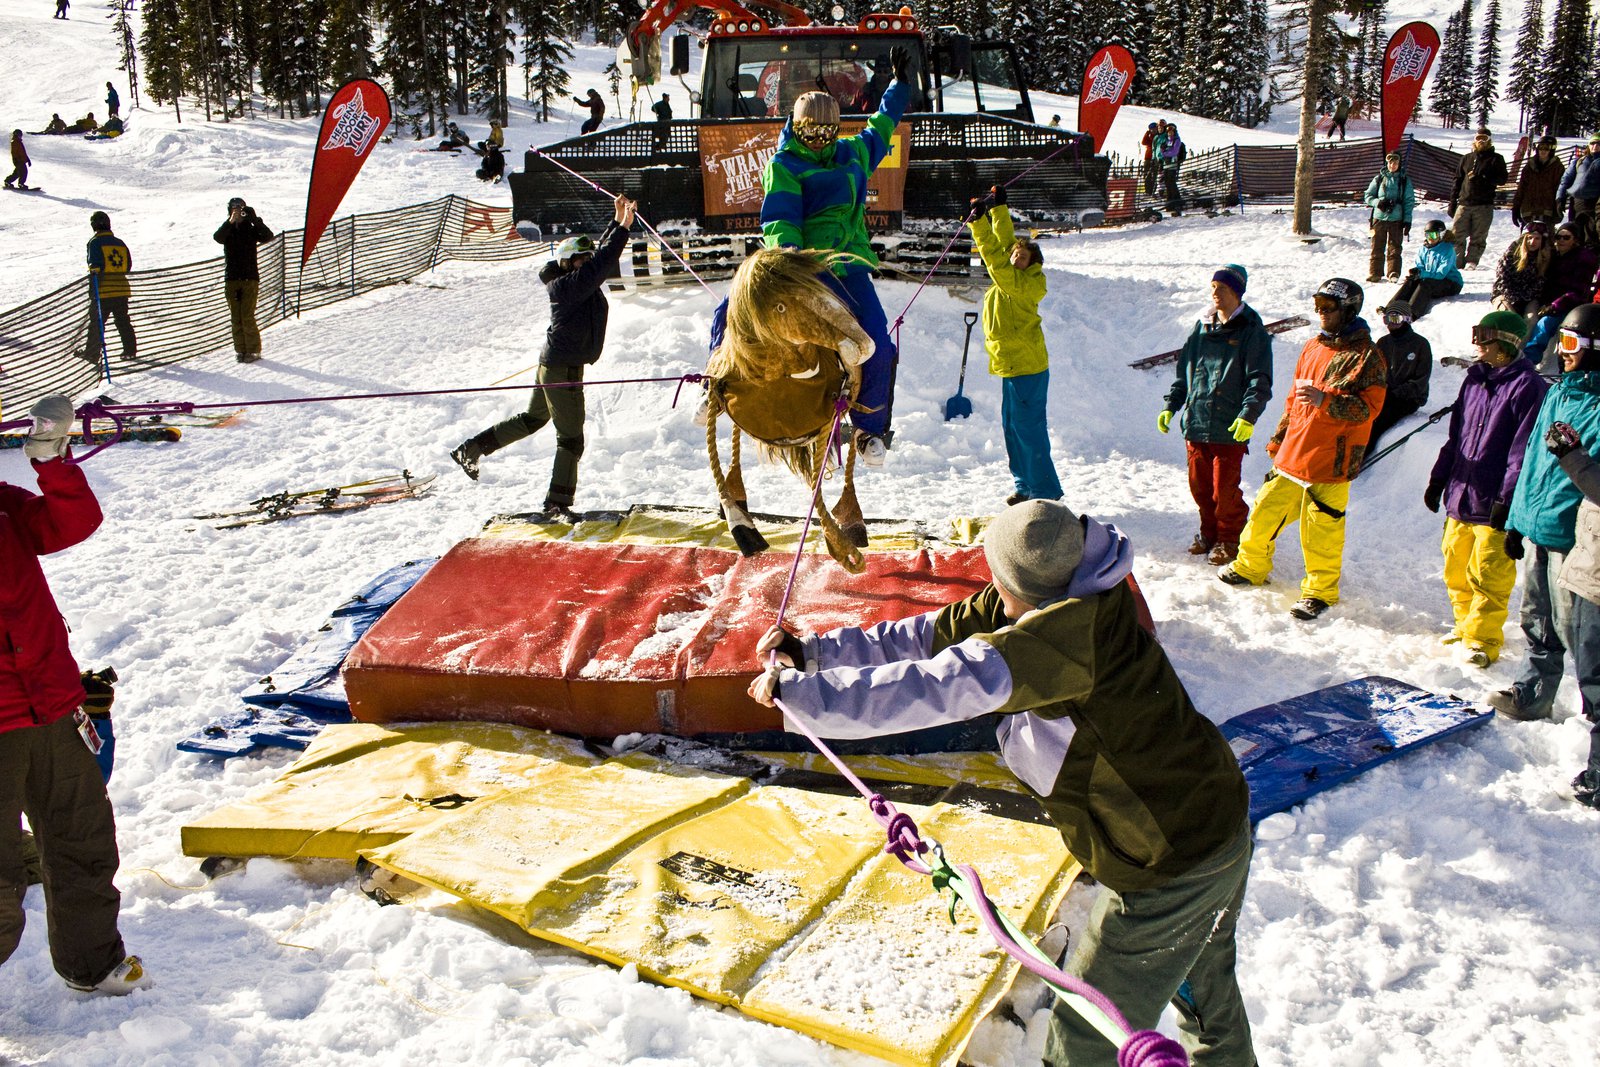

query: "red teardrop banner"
left=1380, top=22, right=1440, bottom=155
left=302, top=79, right=391, bottom=265
left=1079, top=45, right=1136, bottom=154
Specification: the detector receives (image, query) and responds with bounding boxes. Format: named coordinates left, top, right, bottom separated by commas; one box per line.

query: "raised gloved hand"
left=1504, top=530, right=1525, bottom=560
left=1228, top=417, right=1254, bottom=442
left=1377, top=198, right=1394, bottom=211
left=1156, top=410, right=1173, bottom=434
left=968, top=193, right=992, bottom=219
left=1423, top=481, right=1444, bottom=513
left=754, top=624, right=806, bottom=670
left=889, top=45, right=912, bottom=84
left=24, top=394, right=75, bottom=462
left=990, top=183, right=1006, bottom=207
left=1546, top=421, right=1583, bottom=458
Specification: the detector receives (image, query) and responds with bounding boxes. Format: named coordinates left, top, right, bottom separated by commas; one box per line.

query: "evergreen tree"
left=138, top=0, right=185, bottom=113
left=1533, top=0, right=1595, bottom=135
left=1036, top=0, right=1088, bottom=97
left=515, top=0, right=575, bottom=122
left=378, top=0, right=454, bottom=136
left=1430, top=7, right=1473, bottom=128
left=1473, top=0, right=1502, bottom=129
left=1506, top=0, right=1545, bottom=127
left=323, top=0, right=376, bottom=84
left=468, top=0, right=513, bottom=123
left=109, top=0, right=141, bottom=110
left=1081, top=0, right=1150, bottom=104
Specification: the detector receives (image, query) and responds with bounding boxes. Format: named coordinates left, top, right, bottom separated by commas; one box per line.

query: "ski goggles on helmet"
left=555, top=234, right=595, bottom=261
left=1313, top=295, right=1342, bottom=313
left=1559, top=330, right=1597, bottom=354
left=1382, top=307, right=1413, bottom=327
left=1471, top=323, right=1524, bottom=350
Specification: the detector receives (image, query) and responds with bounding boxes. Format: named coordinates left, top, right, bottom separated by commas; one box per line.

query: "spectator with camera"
left=213, top=197, right=275, bottom=363
left=1363, top=150, right=1415, bottom=282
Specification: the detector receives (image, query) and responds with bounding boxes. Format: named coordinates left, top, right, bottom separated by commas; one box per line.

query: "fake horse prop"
left=703, top=247, right=878, bottom=572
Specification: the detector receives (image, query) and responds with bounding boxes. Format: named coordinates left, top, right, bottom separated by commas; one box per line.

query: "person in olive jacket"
left=967, top=185, right=1061, bottom=506
left=1448, top=129, right=1509, bottom=269
left=747, top=499, right=1256, bottom=1067
left=1514, top=134, right=1565, bottom=227
left=1159, top=264, right=1273, bottom=566
left=1363, top=150, right=1415, bottom=281
left=451, top=194, right=636, bottom=512
left=213, top=197, right=275, bottom=362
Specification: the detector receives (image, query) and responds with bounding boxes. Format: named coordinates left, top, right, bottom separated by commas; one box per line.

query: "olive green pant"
left=483, top=362, right=586, bottom=508
left=224, top=279, right=262, bottom=355
left=0, top=714, right=126, bottom=988
left=1045, top=818, right=1256, bottom=1067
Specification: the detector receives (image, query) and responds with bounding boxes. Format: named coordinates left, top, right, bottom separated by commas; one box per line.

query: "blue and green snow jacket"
left=760, top=79, right=909, bottom=272
left=1507, top=369, right=1600, bottom=551
left=1413, top=237, right=1463, bottom=285
left=1363, top=167, right=1415, bottom=224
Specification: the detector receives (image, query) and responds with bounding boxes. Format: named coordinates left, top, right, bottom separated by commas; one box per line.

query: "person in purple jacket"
left=1423, top=310, right=1548, bottom=666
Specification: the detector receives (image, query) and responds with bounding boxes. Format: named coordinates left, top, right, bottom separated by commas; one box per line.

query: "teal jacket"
left=1164, top=303, right=1275, bottom=443
left=1363, top=168, right=1415, bottom=224
left=1507, top=370, right=1600, bottom=551
left=760, top=80, right=908, bottom=270
left=1414, top=238, right=1463, bottom=285
left=969, top=205, right=1048, bottom=377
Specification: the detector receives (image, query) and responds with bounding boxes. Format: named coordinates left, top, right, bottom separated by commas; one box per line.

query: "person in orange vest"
left=1217, top=278, right=1388, bottom=620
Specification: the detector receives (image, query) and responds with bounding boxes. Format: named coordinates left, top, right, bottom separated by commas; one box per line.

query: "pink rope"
left=530, top=148, right=721, bottom=302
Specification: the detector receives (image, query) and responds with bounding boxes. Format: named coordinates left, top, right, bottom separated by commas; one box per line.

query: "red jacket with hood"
left=1, top=457, right=102, bottom=734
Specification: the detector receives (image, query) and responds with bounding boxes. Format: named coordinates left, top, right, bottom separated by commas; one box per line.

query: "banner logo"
left=1084, top=52, right=1130, bottom=105
left=321, top=86, right=384, bottom=156
left=1385, top=31, right=1433, bottom=84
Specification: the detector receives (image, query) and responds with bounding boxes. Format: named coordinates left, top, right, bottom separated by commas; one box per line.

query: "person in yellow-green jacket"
left=967, top=184, right=1061, bottom=506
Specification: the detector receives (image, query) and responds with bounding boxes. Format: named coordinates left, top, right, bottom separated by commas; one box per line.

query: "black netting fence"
left=0, top=195, right=546, bottom=416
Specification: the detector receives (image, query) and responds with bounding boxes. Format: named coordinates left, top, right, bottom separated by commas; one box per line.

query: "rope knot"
left=882, top=810, right=927, bottom=864
left=1117, top=1029, right=1188, bottom=1067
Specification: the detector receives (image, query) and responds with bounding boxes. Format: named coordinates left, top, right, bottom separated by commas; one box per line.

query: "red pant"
left=1186, top=441, right=1249, bottom=544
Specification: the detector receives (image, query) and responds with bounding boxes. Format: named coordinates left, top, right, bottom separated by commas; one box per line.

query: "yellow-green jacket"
left=969, top=205, right=1048, bottom=377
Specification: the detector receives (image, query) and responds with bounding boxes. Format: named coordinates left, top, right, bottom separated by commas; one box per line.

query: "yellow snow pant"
left=1231, top=473, right=1349, bottom=604
left=1440, top=517, right=1517, bottom=659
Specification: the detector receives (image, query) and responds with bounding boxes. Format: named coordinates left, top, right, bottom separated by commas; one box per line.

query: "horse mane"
left=710, top=246, right=863, bottom=383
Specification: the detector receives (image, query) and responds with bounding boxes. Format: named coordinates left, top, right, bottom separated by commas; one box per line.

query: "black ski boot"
left=450, top=431, right=498, bottom=481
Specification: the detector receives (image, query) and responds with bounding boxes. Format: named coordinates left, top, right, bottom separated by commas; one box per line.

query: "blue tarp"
left=179, top=558, right=437, bottom=758
left=1223, top=675, right=1492, bottom=823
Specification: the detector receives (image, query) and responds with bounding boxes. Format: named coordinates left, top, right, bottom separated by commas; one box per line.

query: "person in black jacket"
left=213, top=197, right=276, bottom=362
left=1366, top=300, right=1432, bottom=453
left=1449, top=129, right=1509, bottom=269
left=451, top=194, right=637, bottom=512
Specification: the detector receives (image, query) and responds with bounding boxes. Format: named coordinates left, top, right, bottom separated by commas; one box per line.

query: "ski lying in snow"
left=1129, top=315, right=1313, bottom=369
left=195, top=472, right=436, bottom=529
left=0, top=426, right=180, bottom=447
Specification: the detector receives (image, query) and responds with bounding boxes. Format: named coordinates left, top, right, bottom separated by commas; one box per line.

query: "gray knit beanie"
left=983, top=499, right=1086, bottom=605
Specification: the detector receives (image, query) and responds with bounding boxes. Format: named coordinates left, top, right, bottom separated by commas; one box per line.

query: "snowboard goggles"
left=1381, top=307, right=1413, bottom=327
left=795, top=121, right=839, bottom=142
left=1559, top=330, right=1597, bottom=354
left=1471, top=324, right=1524, bottom=350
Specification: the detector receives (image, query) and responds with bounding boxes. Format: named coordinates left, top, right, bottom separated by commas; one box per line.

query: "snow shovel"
left=944, top=312, right=979, bottom=421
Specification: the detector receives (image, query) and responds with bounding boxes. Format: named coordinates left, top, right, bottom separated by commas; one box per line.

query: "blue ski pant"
left=1001, top=370, right=1062, bottom=500
left=1523, top=313, right=1560, bottom=372
left=1511, top=545, right=1579, bottom=719
left=822, top=267, right=896, bottom=438
left=1567, top=592, right=1600, bottom=790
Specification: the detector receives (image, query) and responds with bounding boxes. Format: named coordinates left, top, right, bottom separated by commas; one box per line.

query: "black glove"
left=1408, top=267, right=1420, bottom=278
left=1504, top=530, right=1525, bottom=560
left=1377, top=197, right=1394, bottom=211
left=968, top=192, right=992, bottom=218
left=1547, top=421, right=1582, bottom=458
left=1512, top=209, right=1523, bottom=228
left=990, top=183, right=1006, bottom=207
left=1488, top=500, right=1510, bottom=531
left=1423, top=481, right=1444, bottom=513
left=770, top=627, right=806, bottom=669
left=889, top=45, right=912, bottom=83
left=1403, top=223, right=1412, bottom=238
left=80, top=666, right=117, bottom=719
left=1447, top=200, right=1458, bottom=216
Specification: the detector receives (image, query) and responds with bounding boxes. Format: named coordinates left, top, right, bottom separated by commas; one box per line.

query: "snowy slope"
left=2, top=2, right=1596, bottom=1065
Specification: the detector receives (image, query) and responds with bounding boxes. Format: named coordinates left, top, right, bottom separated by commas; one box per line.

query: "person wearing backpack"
left=1161, top=124, right=1186, bottom=216
left=1363, top=151, right=1415, bottom=282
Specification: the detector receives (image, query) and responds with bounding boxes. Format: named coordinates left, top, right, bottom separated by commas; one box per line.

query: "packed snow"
left=2, top=1, right=1596, bottom=1064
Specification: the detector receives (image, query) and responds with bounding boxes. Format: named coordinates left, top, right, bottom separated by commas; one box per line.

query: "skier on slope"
left=449, top=194, right=636, bottom=516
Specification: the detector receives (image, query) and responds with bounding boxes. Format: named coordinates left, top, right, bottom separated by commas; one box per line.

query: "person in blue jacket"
left=760, top=45, right=913, bottom=467
left=1557, top=133, right=1600, bottom=222
left=1387, top=219, right=1463, bottom=320
left=1363, top=151, right=1415, bottom=282
left=1491, top=303, right=1600, bottom=721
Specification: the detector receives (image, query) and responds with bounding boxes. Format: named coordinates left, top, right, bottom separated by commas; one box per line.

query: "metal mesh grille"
left=0, top=196, right=545, bottom=414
